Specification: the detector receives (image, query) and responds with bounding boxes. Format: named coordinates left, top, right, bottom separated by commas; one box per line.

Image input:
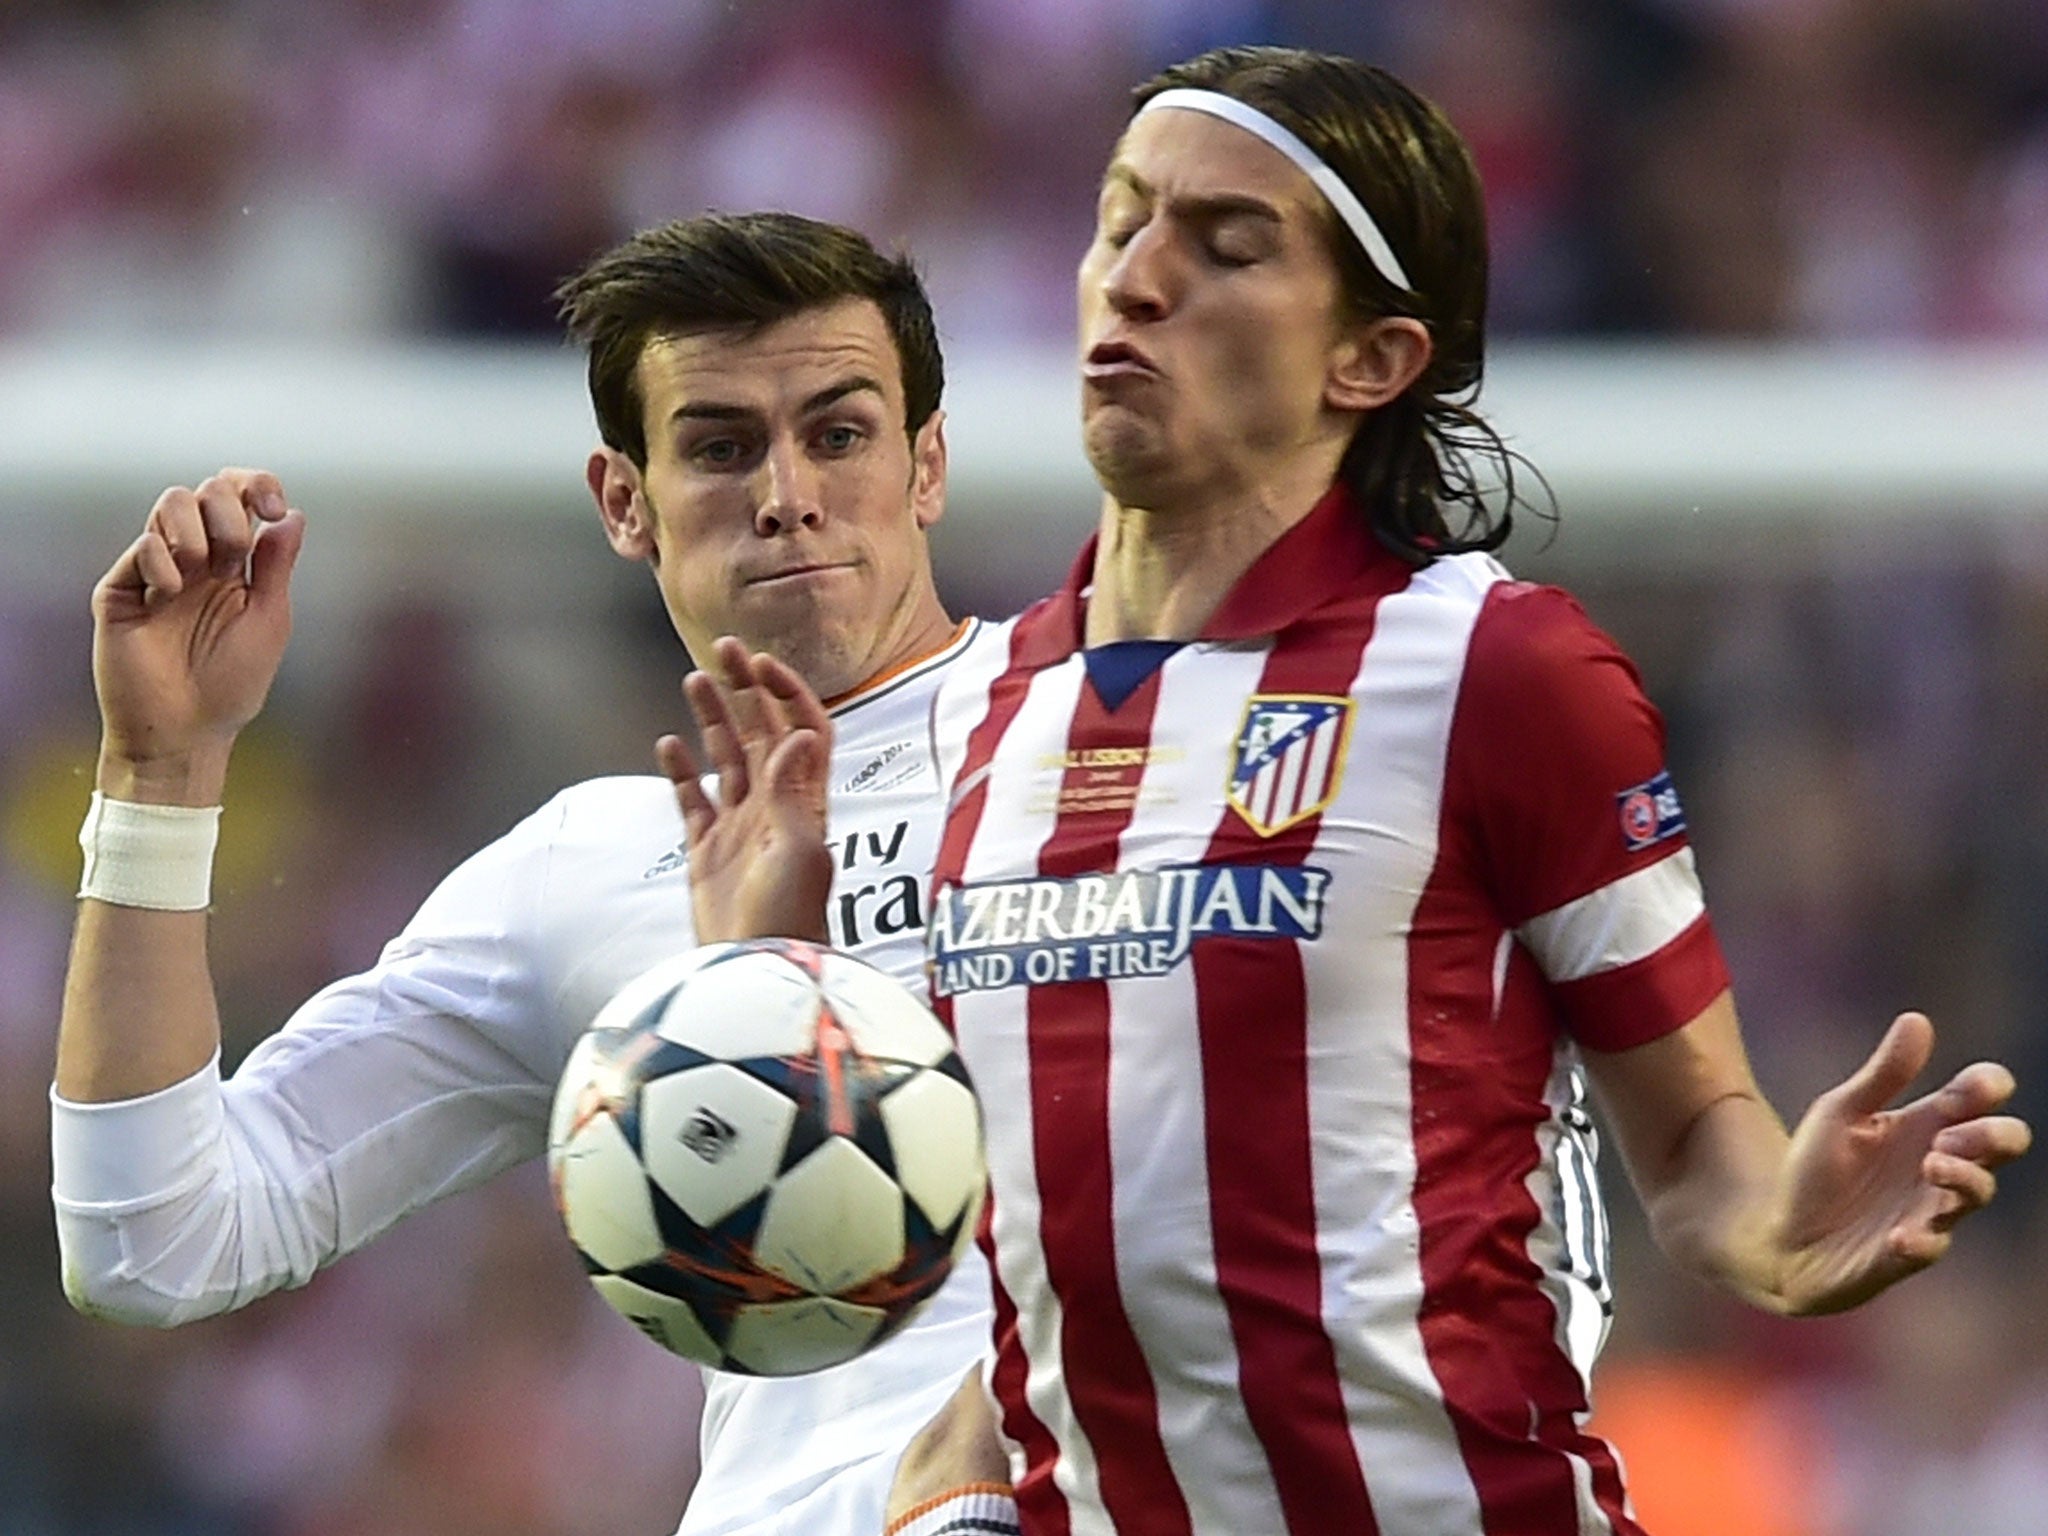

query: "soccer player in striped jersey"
left=50, top=213, right=1015, bottom=1536
left=690, top=47, right=2032, bottom=1536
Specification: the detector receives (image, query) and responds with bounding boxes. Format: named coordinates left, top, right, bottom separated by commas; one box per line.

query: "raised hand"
left=1769, top=1012, right=2031, bottom=1314
left=658, top=636, right=834, bottom=945
left=92, top=468, right=305, bottom=803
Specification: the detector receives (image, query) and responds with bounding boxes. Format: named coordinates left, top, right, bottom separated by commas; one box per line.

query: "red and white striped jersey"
left=926, top=488, right=1730, bottom=1536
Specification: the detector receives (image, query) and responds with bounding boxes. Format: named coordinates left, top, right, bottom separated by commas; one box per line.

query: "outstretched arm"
left=57, top=469, right=305, bottom=1104
left=1587, top=993, right=2031, bottom=1316
left=657, top=635, right=835, bottom=946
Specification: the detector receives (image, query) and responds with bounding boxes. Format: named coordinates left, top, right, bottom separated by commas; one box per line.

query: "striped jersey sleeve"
left=1447, top=581, right=1729, bottom=1050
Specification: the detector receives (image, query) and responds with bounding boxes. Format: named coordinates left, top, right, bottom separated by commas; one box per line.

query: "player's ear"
left=590, top=447, right=657, bottom=564
left=1325, top=316, right=1432, bottom=414
left=909, top=409, right=947, bottom=532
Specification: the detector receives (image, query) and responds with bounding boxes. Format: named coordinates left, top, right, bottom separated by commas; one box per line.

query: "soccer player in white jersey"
left=684, top=49, right=2034, bottom=1536
left=50, top=212, right=1017, bottom=1536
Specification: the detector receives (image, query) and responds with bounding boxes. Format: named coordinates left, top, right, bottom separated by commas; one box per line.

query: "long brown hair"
left=1133, top=47, right=1541, bottom=561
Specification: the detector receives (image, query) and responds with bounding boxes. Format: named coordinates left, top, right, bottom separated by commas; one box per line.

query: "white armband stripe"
left=1517, top=848, right=1705, bottom=983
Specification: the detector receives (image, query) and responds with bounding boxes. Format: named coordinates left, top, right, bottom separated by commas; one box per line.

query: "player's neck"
left=823, top=601, right=963, bottom=709
left=1084, top=470, right=1328, bottom=646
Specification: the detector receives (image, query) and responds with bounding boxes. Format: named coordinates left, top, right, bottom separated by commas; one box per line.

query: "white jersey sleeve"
left=51, top=791, right=578, bottom=1324
left=51, top=618, right=1007, bottom=1536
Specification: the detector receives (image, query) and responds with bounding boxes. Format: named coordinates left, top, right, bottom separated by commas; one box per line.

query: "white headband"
left=1137, top=87, right=1413, bottom=293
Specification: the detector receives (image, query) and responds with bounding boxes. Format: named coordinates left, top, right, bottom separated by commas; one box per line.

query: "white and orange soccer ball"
left=547, top=939, right=985, bottom=1376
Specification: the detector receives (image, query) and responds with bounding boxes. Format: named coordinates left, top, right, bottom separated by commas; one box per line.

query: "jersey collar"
left=1014, top=483, right=1409, bottom=669
left=825, top=616, right=978, bottom=716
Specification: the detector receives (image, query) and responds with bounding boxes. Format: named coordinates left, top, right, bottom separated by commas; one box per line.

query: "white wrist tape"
left=885, top=1485, right=1021, bottom=1536
left=77, top=792, right=221, bottom=911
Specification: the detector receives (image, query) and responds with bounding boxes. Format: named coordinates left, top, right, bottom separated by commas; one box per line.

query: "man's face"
left=603, top=298, right=947, bottom=700
left=1077, top=106, right=1358, bottom=511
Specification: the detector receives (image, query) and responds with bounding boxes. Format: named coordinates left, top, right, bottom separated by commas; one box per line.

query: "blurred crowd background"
left=3, top=0, right=2048, bottom=1533
left=5, top=0, right=2048, bottom=343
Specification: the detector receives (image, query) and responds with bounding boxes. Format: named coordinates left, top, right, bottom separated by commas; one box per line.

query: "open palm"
left=659, top=637, right=834, bottom=946
left=1771, top=1013, right=2030, bottom=1314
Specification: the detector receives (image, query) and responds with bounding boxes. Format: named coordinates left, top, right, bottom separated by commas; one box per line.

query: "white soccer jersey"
left=51, top=619, right=1003, bottom=1536
left=926, top=491, right=1730, bottom=1536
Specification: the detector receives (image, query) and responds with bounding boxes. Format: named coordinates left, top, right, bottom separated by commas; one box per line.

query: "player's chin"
left=758, top=623, right=865, bottom=703
left=1082, top=414, right=1176, bottom=500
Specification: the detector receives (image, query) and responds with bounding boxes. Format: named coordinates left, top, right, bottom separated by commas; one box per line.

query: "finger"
left=95, top=527, right=181, bottom=616
left=215, top=467, right=289, bottom=523
left=1889, top=1062, right=2022, bottom=1150
left=147, top=487, right=211, bottom=582
left=1920, top=1150, right=1997, bottom=1216
left=193, top=473, right=259, bottom=577
left=743, top=651, right=795, bottom=736
left=746, top=670, right=793, bottom=742
left=683, top=670, right=749, bottom=806
left=1931, top=1113, right=2033, bottom=1168
left=1931, top=1061, right=2019, bottom=1121
left=121, top=528, right=181, bottom=596
left=1830, top=1012, right=1935, bottom=1118
left=697, top=644, right=760, bottom=746
left=755, top=650, right=831, bottom=739
left=1887, top=1222, right=1952, bottom=1267
left=761, top=728, right=829, bottom=823
left=709, top=636, right=786, bottom=756
left=657, top=733, right=715, bottom=848
left=655, top=731, right=699, bottom=785
left=134, top=529, right=185, bottom=609
left=681, top=667, right=734, bottom=746
left=721, top=637, right=798, bottom=739
left=245, top=507, right=306, bottom=614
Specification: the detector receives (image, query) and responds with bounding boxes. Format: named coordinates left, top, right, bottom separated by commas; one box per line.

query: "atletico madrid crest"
left=1225, top=694, right=1355, bottom=837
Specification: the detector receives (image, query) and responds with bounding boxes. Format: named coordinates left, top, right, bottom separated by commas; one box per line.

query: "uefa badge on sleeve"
left=1226, top=695, right=1355, bottom=837
left=1616, top=769, right=1687, bottom=852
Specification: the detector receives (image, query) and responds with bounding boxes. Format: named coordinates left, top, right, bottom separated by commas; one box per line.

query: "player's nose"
left=756, top=437, right=824, bottom=534
left=1100, top=220, right=1175, bottom=322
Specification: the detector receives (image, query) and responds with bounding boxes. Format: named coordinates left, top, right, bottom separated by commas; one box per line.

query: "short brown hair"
left=555, top=212, right=944, bottom=467
left=1134, top=47, right=1534, bottom=561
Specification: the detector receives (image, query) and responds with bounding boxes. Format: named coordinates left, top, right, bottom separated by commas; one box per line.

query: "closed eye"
left=1200, top=212, right=1278, bottom=269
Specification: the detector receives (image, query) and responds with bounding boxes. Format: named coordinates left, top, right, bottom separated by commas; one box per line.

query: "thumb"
left=1832, top=1012, right=1936, bottom=1118
left=246, top=507, right=307, bottom=613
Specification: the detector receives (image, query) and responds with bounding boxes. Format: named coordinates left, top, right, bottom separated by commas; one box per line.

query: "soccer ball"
left=547, top=938, right=986, bottom=1376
